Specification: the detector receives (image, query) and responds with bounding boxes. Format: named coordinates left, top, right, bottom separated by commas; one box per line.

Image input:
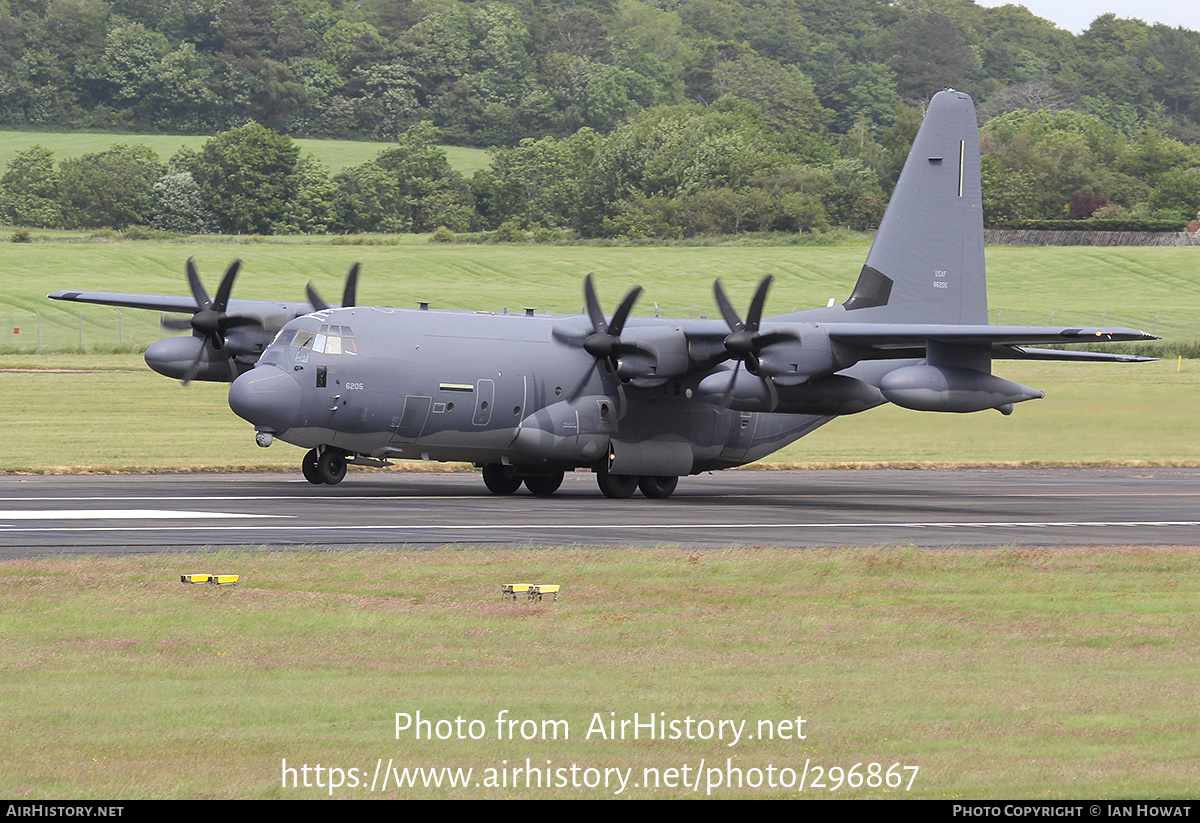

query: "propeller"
left=713, top=274, right=796, bottom=374
left=553, top=274, right=651, bottom=408
left=711, top=274, right=796, bottom=407
left=306, top=263, right=360, bottom=312
left=160, top=258, right=257, bottom=384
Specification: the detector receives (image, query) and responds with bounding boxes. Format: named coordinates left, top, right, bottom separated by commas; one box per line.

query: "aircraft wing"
left=48, top=290, right=203, bottom=314
left=47, top=290, right=307, bottom=321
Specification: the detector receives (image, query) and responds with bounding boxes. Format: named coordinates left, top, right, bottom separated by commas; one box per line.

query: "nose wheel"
left=302, top=447, right=347, bottom=485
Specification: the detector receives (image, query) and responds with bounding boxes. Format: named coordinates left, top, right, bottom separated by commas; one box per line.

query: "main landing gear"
left=302, top=447, right=347, bottom=485
left=480, top=464, right=679, bottom=499
left=596, top=462, right=678, bottom=499
left=481, top=464, right=565, bottom=497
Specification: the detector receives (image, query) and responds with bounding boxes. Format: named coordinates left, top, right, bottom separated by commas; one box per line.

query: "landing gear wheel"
left=317, top=448, right=347, bottom=485
left=524, top=472, right=564, bottom=497
left=482, top=464, right=522, bottom=495
left=596, top=463, right=638, bottom=499
left=638, top=475, right=679, bottom=499
left=302, top=449, right=321, bottom=484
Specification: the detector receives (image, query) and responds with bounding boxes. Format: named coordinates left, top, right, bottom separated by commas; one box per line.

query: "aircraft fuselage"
left=229, top=307, right=830, bottom=478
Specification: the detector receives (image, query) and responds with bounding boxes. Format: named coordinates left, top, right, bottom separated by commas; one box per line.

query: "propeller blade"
left=342, top=263, right=359, bottom=308
left=721, top=362, right=741, bottom=409
left=306, top=282, right=329, bottom=312
left=713, top=278, right=744, bottom=331
left=746, top=274, right=773, bottom=332
left=186, top=258, right=210, bottom=310
left=212, top=259, right=241, bottom=313
left=161, top=317, right=193, bottom=331
left=181, top=341, right=206, bottom=386
left=608, top=285, right=643, bottom=337
left=583, top=274, right=607, bottom=334
left=565, top=360, right=600, bottom=404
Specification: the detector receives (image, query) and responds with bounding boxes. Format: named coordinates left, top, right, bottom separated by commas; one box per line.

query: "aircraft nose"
left=228, top=365, right=301, bottom=433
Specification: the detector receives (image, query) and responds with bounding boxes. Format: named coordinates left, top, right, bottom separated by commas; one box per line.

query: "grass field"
left=1, top=546, right=1196, bottom=798
left=0, top=356, right=1196, bottom=471
left=1, top=242, right=1197, bottom=354
left=0, top=129, right=492, bottom=175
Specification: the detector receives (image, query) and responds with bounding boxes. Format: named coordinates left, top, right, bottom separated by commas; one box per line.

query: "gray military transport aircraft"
left=49, top=90, right=1156, bottom=499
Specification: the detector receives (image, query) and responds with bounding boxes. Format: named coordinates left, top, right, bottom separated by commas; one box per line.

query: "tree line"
left=2, top=0, right=1200, bottom=146
left=3, top=101, right=1199, bottom=239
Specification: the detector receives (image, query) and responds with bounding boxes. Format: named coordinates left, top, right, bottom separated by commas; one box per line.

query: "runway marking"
left=4, top=520, right=1200, bottom=533
left=0, top=509, right=284, bottom=521
left=2, top=490, right=1197, bottom=505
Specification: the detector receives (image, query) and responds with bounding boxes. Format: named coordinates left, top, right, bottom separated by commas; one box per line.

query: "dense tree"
left=59, top=144, right=162, bottom=228
left=1, top=0, right=1199, bottom=234
left=151, top=171, right=217, bottom=234
left=189, top=121, right=301, bottom=233
left=0, top=145, right=62, bottom=227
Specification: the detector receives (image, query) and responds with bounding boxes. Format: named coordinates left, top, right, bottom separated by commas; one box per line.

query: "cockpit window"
left=272, top=325, right=357, bottom=364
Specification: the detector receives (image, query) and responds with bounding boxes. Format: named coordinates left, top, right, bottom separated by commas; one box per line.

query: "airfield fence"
left=2, top=306, right=1199, bottom=358
left=1, top=308, right=166, bottom=353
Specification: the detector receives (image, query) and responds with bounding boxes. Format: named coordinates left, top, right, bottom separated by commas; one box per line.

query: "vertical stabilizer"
left=844, top=89, right=987, bottom=325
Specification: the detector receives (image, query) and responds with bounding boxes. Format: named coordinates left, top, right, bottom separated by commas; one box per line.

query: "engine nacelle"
left=879, top=365, right=1043, bottom=413
left=145, top=336, right=233, bottom=382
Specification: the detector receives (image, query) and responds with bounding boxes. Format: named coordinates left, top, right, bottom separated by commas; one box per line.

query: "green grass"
left=0, top=356, right=1195, bottom=471
left=1, top=546, right=1196, bottom=798
left=0, top=129, right=491, bottom=175
left=0, top=243, right=1196, bottom=354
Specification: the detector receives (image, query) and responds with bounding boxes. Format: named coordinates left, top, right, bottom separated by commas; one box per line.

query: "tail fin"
left=844, top=89, right=987, bottom=325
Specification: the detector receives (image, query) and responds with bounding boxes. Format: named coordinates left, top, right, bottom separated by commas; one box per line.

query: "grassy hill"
left=0, top=130, right=492, bottom=175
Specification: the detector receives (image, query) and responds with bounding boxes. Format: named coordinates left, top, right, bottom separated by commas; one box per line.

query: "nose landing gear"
left=302, top=447, right=347, bottom=485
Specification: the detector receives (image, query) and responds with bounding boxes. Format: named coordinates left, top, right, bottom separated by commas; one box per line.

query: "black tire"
left=524, top=472, right=564, bottom=497
left=596, top=463, right=638, bottom=499
left=302, top=449, right=322, bottom=484
left=638, top=475, right=679, bottom=499
left=317, top=448, right=347, bottom=485
left=482, top=464, right=522, bottom=495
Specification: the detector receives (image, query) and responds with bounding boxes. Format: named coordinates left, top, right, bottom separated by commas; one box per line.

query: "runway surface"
left=2, top=467, right=1199, bottom=557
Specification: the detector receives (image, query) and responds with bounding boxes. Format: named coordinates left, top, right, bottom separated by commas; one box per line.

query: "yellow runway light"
left=501, top=583, right=531, bottom=600
left=530, top=584, right=560, bottom=602
left=181, top=574, right=211, bottom=584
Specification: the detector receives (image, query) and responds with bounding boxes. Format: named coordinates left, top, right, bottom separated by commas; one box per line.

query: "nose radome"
left=229, top=366, right=301, bottom=433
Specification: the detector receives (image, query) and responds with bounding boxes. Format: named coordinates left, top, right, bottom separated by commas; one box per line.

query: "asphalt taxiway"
left=2, top=467, right=1198, bottom=557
